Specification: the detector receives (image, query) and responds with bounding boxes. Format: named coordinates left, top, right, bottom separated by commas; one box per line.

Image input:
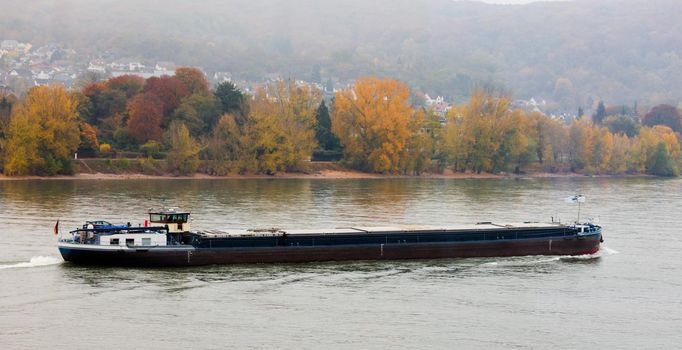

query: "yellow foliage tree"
left=608, top=134, right=630, bottom=174
left=444, top=92, right=531, bottom=173
left=529, top=112, right=568, bottom=169
left=592, top=127, right=614, bottom=174
left=3, top=86, right=80, bottom=175
left=400, top=109, right=433, bottom=174
left=166, top=121, right=200, bottom=176
left=247, top=80, right=321, bottom=173
left=568, top=118, right=595, bottom=173
left=205, top=113, right=245, bottom=175
left=332, top=77, right=420, bottom=173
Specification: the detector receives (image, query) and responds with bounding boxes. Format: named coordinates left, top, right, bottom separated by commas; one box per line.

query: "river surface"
left=0, top=177, right=680, bottom=349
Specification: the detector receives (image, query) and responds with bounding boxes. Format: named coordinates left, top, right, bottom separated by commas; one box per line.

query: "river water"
left=0, top=177, right=680, bottom=349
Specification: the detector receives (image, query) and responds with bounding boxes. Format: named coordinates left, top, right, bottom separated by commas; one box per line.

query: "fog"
left=1, top=0, right=680, bottom=107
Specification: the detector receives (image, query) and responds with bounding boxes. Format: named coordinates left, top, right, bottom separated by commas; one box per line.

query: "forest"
left=2, top=0, right=682, bottom=108
left=0, top=71, right=680, bottom=177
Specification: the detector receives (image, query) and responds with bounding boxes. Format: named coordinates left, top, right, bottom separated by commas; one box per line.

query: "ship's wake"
left=479, top=245, right=619, bottom=267
left=560, top=245, right=620, bottom=261
left=0, top=256, right=63, bottom=270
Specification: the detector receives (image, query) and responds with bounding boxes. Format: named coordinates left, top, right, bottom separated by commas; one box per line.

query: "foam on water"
left=480, top=247, right=620, bottom=267
left=0, top=256, right=63, bottom=270
left=601, top=246, right=619, bottom=255
left=481, top=256, right=562, bottom=267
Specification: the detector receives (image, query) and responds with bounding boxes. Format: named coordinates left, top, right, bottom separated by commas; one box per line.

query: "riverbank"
left=0, top=169, right=642, bottom=181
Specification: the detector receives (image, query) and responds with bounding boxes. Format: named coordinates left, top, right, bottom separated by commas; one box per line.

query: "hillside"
left=2, top=0, right=682, bottom=108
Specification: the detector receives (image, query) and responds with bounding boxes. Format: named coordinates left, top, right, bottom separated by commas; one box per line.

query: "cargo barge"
left=57, top=209, right=603, bottom=267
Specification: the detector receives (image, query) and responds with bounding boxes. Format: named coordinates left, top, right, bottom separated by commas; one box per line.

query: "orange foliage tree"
left=106, top=75, right=146, bottom=99
left=127, top=92, right=164, bottom=143
left=144, top=76, right=190, bottom=118
left=332, top=77, right=420, bottom=173
left=175, top=67, right=210, bottom=96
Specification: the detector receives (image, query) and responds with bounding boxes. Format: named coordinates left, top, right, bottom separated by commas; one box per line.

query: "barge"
left=57, top=209, right=603, bottom=267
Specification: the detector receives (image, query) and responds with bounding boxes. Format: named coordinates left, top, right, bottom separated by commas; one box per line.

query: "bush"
left=140, top=140, right=163, bottom=159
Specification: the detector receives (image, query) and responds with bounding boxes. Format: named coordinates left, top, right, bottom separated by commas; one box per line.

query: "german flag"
left=54, top=219, right=59, bottom=236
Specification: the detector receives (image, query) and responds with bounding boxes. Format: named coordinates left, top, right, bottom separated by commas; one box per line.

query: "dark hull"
left=59, top=233, right=601, bottom=267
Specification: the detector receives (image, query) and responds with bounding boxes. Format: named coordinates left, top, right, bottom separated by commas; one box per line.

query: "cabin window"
left=110, top=238, right=119, bottom=245
left=126, top=238, right=135, bottom=246
left=142, top=238, right=151, bottom=246
left=149, top=213, right=188, bottom=223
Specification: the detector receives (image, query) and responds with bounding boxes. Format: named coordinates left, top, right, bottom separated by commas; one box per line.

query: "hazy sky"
left=466, top=0, right=570, bottom=4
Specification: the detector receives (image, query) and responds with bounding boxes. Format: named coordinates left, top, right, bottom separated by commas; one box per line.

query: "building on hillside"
left=212, top=71, right=232, bottom=84
left=110, top=70, right=156, bottom=79
left=424, top=94, right=452, bottom=118
left=53, top=72, right=76, bottom=88
left=87, top=60, right=107, bottom=74
left=512, top=97, right=547, bottom=114
left=109, top=59, right=146, bottom=72
left=1, top=40, right=19, bottom=51
left=8, top=68, right=31, bottom=78
left=154, top=61, right=176, bottom=76
left=548, top=112, right=577, bottom=123
left=33, top=70, right=52, bottom=86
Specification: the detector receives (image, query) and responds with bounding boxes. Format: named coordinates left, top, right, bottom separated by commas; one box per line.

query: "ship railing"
left=63, top=226, right=169, bottom=245
left=68, top=226, right=169, bottom=235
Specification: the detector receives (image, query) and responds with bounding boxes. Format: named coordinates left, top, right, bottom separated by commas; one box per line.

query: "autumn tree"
left=642, top=104, right=681, bottom=132
left=401, top=109, right=434, bottom=174
left=332, top=77, right=417, bottom=173
left=79, top=75, right=145, bottom=143
left=421, top=109, right=446, bottom=171
left=175, top=67, right=210, bottom=95
left=170, top=93, right=222, bottom=136
left=643, top=126, right=681, bottom=176
left=247, top=80, right=321, bottom=173
left=166, top=121, right=200, bottom=175
left=204, top=114, right=245, bottom=175
left=567, top=118, right=595, bottom=172
left=608, top=134, right=630, bottom=174
left=529, top=112, right=568, bottom=169
left=144, top=76, right=190, bottom=118
left=77, top=122, right=99, bottom=157
left=443, top=92, right=531, bottom=174
left=0, top=94, right=17, bottom=171
left=3, top=86, right=80, bottom=175
left=107, top=75, right=145, bottom=99
left=647, top=142, right=676, bottom=176
left=592, top=127, right=614, bottom=173
left=0, top=94, right=16, bottom=138
left=82, top=82, right=127, bottom=124
left=604, top=115, right=641, bottom=137
left=127, top=92, right=164, bottom=144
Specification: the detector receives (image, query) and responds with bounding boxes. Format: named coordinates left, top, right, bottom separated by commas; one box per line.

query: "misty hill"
left=3, top=0, right=682, bottom=109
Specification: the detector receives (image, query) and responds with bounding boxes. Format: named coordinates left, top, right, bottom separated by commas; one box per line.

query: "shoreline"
left=0, top=169, right=654, bottom=181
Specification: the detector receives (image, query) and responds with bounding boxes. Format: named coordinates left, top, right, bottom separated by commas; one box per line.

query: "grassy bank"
left=0, top=158, right=643, bottom=181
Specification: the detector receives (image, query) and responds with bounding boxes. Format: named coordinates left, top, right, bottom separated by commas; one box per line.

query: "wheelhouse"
left=148, top=209, right=191, bottom=233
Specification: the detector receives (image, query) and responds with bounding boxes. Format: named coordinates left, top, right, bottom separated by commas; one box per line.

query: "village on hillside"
left=0, top=38, right=588, bottom=121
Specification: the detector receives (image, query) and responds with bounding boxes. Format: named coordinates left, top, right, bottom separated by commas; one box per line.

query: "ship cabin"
left=148, top=209, right=191, bottom=234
